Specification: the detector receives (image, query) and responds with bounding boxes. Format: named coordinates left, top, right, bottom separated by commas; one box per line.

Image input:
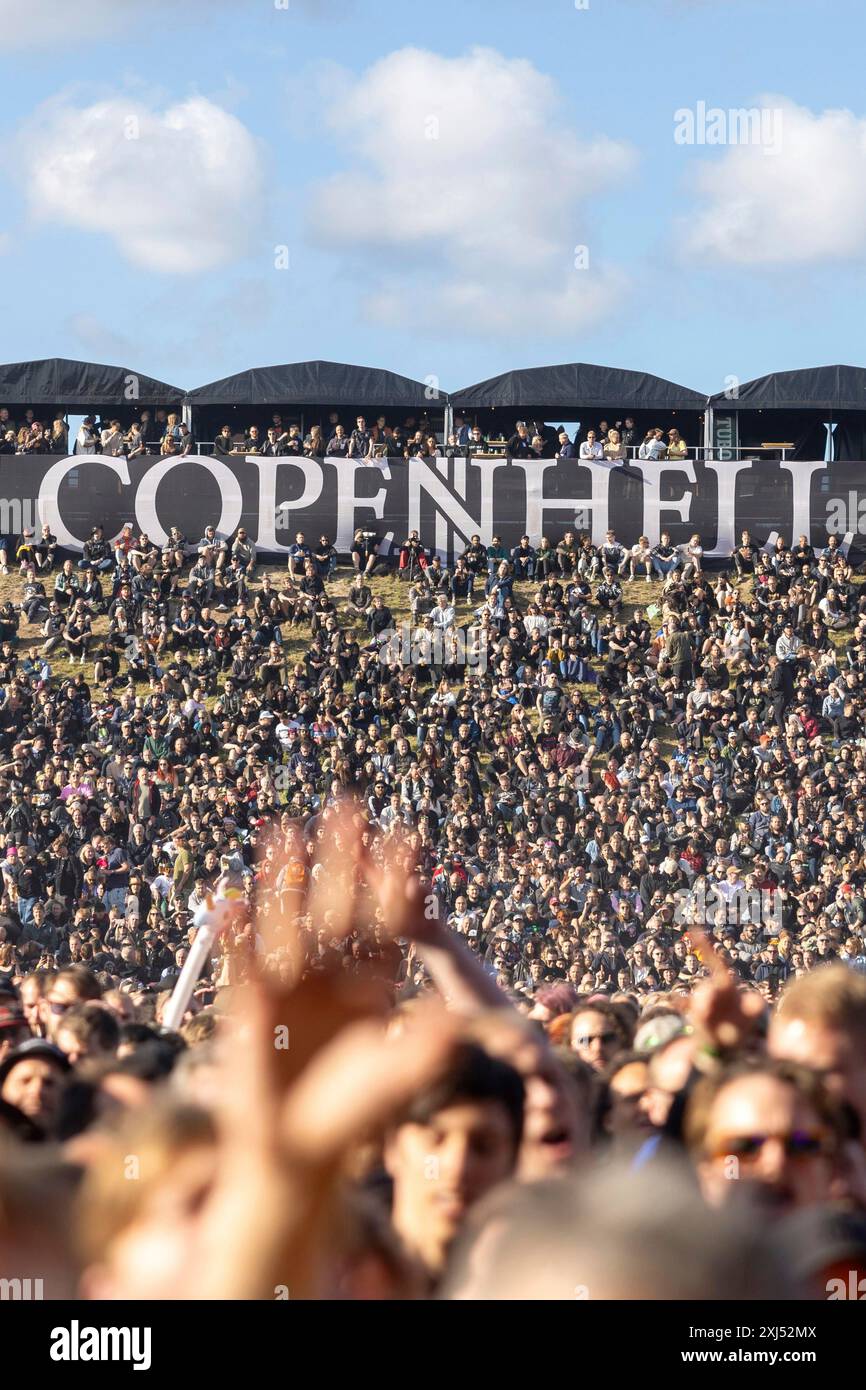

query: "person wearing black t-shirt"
left=732, top=529, right=760, bottom=577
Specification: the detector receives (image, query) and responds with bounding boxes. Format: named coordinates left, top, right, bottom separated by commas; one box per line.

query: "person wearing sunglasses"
left=685, top=1058, right=846, bottom=1217
left=38, top=964, right=102, bottom=1042
left=569, top=1001, right=630, bottom=1073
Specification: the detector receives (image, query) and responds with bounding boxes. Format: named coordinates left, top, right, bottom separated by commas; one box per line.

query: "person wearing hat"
left=0, top=1001, right=30, bottom=1062
left=79, top=524, right=114, bottom=574
left=0, top=1039, right=69, bottom=1135
left=74, top=416, right=98, bottom=454
left=14, top=526, right=38, bottom=573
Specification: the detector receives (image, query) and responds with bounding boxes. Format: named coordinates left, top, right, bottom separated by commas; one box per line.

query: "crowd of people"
left=0, top=408, right=69, bottom=456
left=0, top=496, right=865, bottom=1303
left=0, top=408, right=199, bottom=459
left=0, top=402, right=696, bottom=468
left=209, top=413, right=692, bottom=463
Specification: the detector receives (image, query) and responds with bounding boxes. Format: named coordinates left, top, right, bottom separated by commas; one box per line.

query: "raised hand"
left=687, top=925, right=767, bottom=1057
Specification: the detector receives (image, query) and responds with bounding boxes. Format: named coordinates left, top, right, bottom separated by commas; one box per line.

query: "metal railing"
left=189, top=442, right=805, bottom=463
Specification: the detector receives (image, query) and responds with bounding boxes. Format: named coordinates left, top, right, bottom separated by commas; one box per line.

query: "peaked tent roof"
left=708, top=365, right=866, bottom=412
left=451, top=363, right=706, bottom=412
left=0, top=358, right=185, bottom=407
left=188, top=360, right=439, bottom=407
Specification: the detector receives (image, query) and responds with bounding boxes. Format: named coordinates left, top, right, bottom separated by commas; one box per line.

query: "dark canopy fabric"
left=0, top=358, right=185, bottom=408
left=188, top=360, right=437, bottom=408
left=451, top=363, right=706, bottom=412
left=709, top=365, right=866, bottom=412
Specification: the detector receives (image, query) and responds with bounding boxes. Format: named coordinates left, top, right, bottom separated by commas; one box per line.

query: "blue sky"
left=1, top=0, right=863, bottom=398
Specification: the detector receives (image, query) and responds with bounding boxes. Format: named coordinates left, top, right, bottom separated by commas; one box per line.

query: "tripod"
left=401, top=544, right=424, bottom=583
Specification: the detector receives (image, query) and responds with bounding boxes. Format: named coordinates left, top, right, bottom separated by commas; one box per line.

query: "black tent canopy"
left=708, top=365, right=866, bottom=412
left=451, top=362, right=706, bottom=450
left=187, top=359, right=445, bottom=446
left=452, top=363, right=707, bottom=413
left=0, top=357, right=185, bottom=413
left=188, top=360, right=437, bottom=408
left=708, top=365, right=866, bottom=460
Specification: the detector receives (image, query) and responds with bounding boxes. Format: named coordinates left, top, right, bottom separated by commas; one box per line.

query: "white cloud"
left=0, top=0, right=236, bottom=47
left=19, top=95, right=265, bottom=273
left=65, top=312, right=135, bottom=361
left=305, top=46, right=635, bottom=334
left=0, top=0, right=350, bottom=45
left=682, top=97, right=866, bottom=266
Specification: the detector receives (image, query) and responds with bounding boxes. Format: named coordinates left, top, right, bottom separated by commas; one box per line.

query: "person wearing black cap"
left=0, top=999, right=30, bottom=1061
left=0, top=1039, right=69, bottom=1136
left=80, top=524, right=114, bottom=574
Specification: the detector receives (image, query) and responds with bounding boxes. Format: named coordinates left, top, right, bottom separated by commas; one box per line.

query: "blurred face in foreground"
left=769, top=1013, right=866, bottom=1139
left=513, top=1040, right=589, bottom=1180
left=82, top=1136, right=218, bottom=1300
left=385, top=1101, right=518, bottom=1279
left=697, top=1074, right=834, bottom=1217
left=1, top=1058, right=63, bottom=1130
left=41, top=977, right=85, bottom=1042
left=606, top=1060, right=653, bottom=1143
left=643, top=1035, right=696, bottom=1129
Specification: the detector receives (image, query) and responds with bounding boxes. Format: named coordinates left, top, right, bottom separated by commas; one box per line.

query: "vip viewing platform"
left=2, top=357, right=866, bottom=465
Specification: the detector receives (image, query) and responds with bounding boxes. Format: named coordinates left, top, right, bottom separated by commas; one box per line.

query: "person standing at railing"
left=620, top=417, right=637, bottom=450
left=262, top=426, right=285, bottom=457
left=466, top=424, right=488, bottom=455
left=50, top=415, right=69, bottom=454
left=453, top=414, right=472, bottom=447
left=243, top=425, right=264, bottom=456
left=507, top=422, right=534, bottom=458
left=404, top=428, right=426, bottom=459
left=579, top=429, right=603, bottom=460
left=283, top=425, right=303, bottom=456
left=348, top=414, right=372, bottom=464
left=666, top=427, right=687, bottom=459
left=638, top=427, right=667, bottom=460
left=125, top=422, right=146, bottom=459
left=325, top=424, right=349, bottom=457
left=100, top=420, right=125, bottom=457
left=556, top=428, right=578, bottom=458
left=213, top=425, right=233, bottom=457
left=304, top=425, right=324, bottom=457
left=603, top=428, right=627, bottom=463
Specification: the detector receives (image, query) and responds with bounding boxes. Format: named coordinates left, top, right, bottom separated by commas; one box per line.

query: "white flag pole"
left=162, top=882, right=243, bottom=1033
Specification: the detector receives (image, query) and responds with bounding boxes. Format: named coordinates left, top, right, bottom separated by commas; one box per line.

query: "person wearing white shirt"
left=629, top=536, right=653, bottom=580
left=723, top=618, right=750, bottom=662
left=819, top=589, right=849, bottom=630
left=638, top=428, right=667, bottom=460
left=431, top=595, right=455, bottom=629
left=523, top=606, right=549, bottom=640
left=578, top=430, right=603, bottom=460
left=100, top=420, right=126, bottom=456
left=75, top=418, right=99, bottom=454
left=682, top=535, right=704, bottom=582
left=775, top=624, right=802, bottom=660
